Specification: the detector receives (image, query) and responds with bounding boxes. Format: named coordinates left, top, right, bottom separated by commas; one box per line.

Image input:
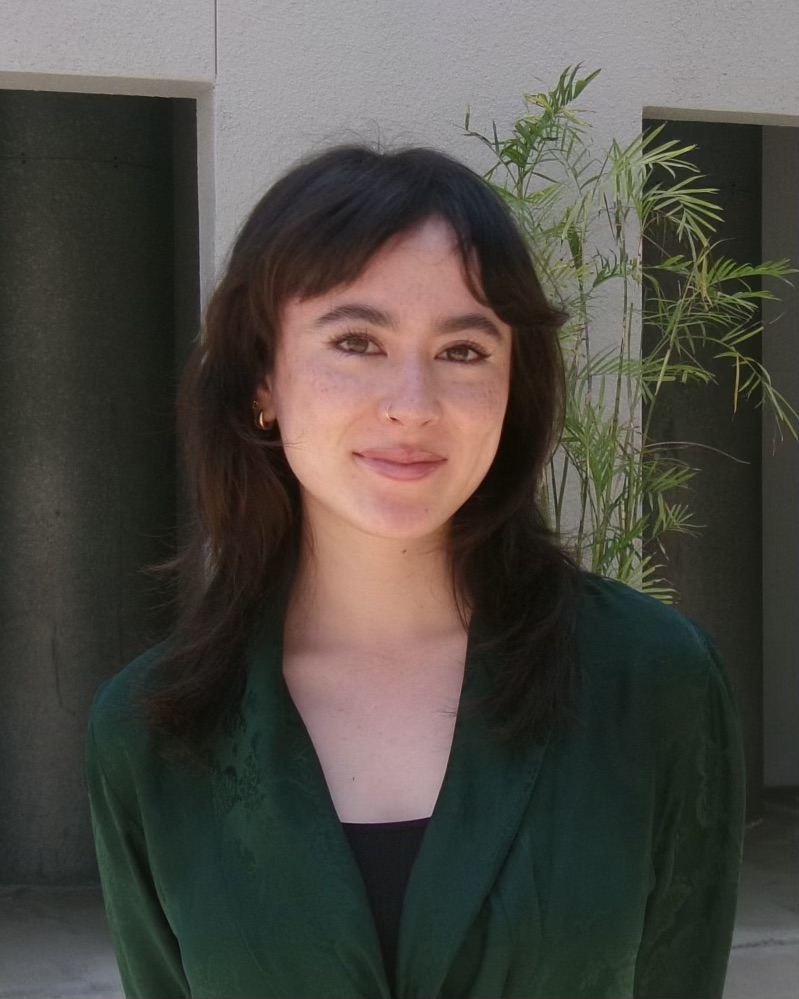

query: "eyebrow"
left=311, top=304, right=392, bottom=329
left=311, top=303, right=505, bottom=340
left=437, top=313, right=505, bottom=340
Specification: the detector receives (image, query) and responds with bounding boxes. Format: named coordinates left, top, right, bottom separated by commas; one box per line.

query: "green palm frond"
left=467, top=66, right=798, bottom=600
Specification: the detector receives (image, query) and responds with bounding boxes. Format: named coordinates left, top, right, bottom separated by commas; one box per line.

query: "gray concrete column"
left=761, top=125, right=799, bottom=790
left=0, top=91, right=177, bottom=883
left=642, top=120, right=764, bottom=818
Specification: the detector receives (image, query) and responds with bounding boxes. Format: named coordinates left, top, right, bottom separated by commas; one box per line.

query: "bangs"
left=245, top=147, right=507, bottom=314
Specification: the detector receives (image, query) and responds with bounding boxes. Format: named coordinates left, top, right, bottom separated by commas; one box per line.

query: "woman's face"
left=255, top=217, right=513, bottom=546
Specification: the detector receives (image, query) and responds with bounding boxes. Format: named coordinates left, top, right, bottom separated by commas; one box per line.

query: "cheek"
left=458, top=377, right=510, bottom=430
left=272, top=364, right=364, bottom=438
left=473, top=372, right=511, bottom=459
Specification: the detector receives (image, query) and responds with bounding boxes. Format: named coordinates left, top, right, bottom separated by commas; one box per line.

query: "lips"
left=354, top=448, right=446, bottom=481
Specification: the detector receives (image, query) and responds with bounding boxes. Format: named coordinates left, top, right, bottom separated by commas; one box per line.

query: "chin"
left=354, top=509, right=453, bottom=544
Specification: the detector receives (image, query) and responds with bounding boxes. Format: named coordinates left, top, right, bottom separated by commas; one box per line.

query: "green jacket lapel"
left=396, top=627, right=550, bottom=998
left=211, top=615, right=391, bottom=998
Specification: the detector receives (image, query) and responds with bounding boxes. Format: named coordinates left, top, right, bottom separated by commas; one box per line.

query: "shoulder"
left=576, top=573, right=718, bottom=675
left=89, top=642, right=169, bottom=741
left=86, top=643, right=173, bottom=804
left=573, top=574, right=729, bottom=738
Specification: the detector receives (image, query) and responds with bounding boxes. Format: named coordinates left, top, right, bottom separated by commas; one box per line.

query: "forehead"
left=287, top=218, right=488, bottom=316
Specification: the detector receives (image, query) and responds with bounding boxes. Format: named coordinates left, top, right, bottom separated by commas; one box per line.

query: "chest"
left=153, top=678, right=655, bottom=999
left=282, top=640, right=467, bottom=822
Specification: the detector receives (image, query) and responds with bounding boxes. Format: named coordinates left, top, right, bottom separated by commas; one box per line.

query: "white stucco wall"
left=0, top=1, right=215, bottom=92
left=211, top=0, right=655, bottom=277
left=647, top=0, right=799, bottom=125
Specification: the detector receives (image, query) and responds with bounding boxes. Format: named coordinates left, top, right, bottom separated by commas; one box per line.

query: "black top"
left=341, top=816, right=430, bottom=992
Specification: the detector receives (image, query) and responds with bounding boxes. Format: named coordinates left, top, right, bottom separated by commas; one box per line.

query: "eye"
left=327, top=331, right=381, bottom=355
left=439, top=341, right=490, bottom=364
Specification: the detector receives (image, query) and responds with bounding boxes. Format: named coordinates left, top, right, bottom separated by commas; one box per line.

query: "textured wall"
left=645, top=0, right=799, bottom=124
left=0, top=0, right=214, bottom=91
left=211, top=0, right=650, bottom=269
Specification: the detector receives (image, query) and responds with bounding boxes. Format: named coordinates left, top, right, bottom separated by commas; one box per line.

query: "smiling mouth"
left=354, top=451, right=446, bottom=481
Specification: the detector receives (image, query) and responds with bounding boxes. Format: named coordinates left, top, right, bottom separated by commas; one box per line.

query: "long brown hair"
left=143, top=145, right=581, bottom=755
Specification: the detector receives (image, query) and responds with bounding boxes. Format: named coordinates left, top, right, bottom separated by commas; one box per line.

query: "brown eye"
left=328, top=332, right=380, bottom=355
left=440, top=342, right=489, bottom=363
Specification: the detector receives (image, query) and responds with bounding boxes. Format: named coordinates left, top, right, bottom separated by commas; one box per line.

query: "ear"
left=253, top=374, right=277, bottom=423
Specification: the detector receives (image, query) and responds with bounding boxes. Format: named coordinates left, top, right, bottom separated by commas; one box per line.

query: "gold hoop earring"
left=256, top=409, right=274, bottom=432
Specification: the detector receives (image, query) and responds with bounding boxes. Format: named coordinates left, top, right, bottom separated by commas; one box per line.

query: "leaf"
left=465, top=66, right=799, bottom=599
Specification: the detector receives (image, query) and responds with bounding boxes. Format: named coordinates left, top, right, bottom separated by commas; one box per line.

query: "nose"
left=380, top=356, right=442, bottom=427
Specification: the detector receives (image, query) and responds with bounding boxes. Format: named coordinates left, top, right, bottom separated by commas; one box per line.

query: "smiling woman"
left=86, top=145, right=745, bottom=999
left=254, top=218, right=512, bottom=546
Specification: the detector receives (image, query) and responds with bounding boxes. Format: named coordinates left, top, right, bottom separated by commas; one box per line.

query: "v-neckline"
left=212, top=606, right=551, bottom=999
left=278, top=619, right=472, bottom=829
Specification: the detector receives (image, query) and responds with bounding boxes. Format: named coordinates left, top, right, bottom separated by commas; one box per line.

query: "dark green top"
left=86, top=576, right=745, bottom=999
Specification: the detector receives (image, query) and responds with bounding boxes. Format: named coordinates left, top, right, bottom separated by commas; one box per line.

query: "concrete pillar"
left=642, top=120, right=764, bottom=818
left=0, top=91, right=177, bottom=883
left=761, top=125, right=799, bottom=789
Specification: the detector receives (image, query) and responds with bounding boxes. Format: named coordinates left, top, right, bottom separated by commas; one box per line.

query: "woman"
left=87, top=145, right=745, bottom=999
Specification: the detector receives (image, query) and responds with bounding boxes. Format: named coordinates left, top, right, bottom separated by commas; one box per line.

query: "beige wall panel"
left=646, top=1, right=799, bottom=124
left=0, top=0, right=215, bottom=88
left=210, top=0, right=653, bottom=270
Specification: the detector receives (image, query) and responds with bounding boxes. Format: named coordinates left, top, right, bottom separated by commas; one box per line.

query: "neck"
left=284, top=517, right=468, bottom=654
